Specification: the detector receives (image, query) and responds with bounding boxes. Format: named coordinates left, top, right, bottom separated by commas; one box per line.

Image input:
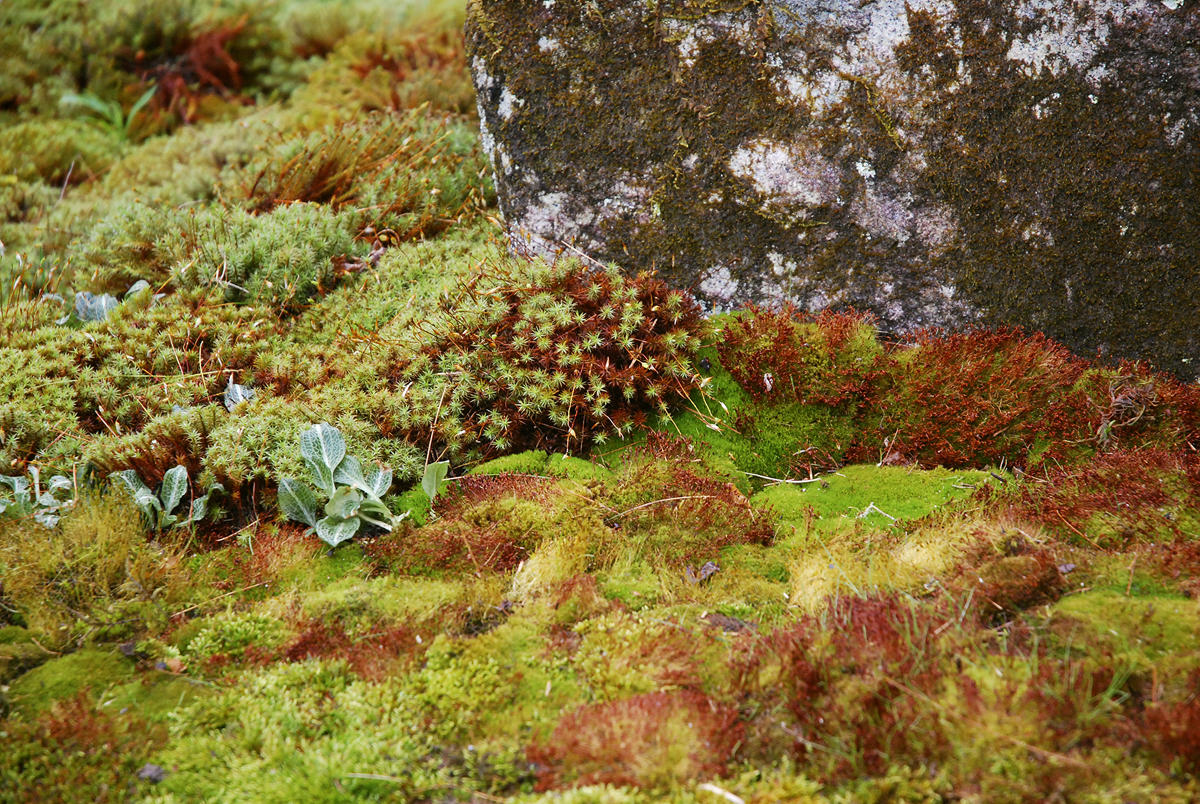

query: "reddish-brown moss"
left=528, top=690, right=742, bottom=789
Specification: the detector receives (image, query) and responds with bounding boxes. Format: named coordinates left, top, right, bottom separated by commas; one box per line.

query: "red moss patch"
left=1013, top=449, right=1200, bottom=547
left=528, top=690, right=742, bottom=790
left=0, top=693, right=168, bottom=803
left=729, top=594, right=949, bottom=779
left=283, top=618, right=428, bottom=681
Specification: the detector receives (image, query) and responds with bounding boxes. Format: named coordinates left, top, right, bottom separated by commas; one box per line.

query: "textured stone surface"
left=466, top=0, right=1200, bottom=377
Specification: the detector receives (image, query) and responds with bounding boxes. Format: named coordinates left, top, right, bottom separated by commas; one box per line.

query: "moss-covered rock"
left=7, top=648, right=136, bottom=715
left=0, top=637, right=48, bottom=684
left=467, top=0, right=1200, bottom=377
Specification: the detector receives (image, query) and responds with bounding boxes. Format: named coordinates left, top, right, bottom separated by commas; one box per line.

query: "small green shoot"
left=59, top=85, right=157, bottom=141
left=421, top=460, right=450, bottom=505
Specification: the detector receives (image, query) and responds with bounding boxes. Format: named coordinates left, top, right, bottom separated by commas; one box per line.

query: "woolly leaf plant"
left=109, top=465, right=221, bottom=532
left=278, top=423, right=406, bottom=548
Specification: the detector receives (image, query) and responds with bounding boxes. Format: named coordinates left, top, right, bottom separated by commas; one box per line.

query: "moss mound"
left=1, top=2, right=1199, bottom=802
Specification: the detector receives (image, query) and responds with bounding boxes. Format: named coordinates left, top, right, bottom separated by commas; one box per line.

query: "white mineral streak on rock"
left=1005, top=0, right=1152, bottom=78
left=852, top=185, right=914, bottom=244
left=914, top=203, right=958, bottom=251
left=673, top=13, right=754, bottom=68
left=518, top=192, right=578, bottom=240
left=700, top=265, right=739, bottom=302
left=677, top=29, right=701, bottom=69
left=537, top=37, right=560, bottom=52
left=767, top=251, right=797, bottom=277
left=729, top=137, right=841, bottom=211
left=498, top=87, right=523, bottom=120
left=472, top=57, right=501, bottom=178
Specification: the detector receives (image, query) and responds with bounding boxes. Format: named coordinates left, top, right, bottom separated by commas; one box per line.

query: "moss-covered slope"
left=2, top=2, right=1200, bottom=803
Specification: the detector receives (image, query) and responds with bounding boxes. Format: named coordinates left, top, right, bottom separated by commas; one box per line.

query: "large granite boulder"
left=465, top=0, right=1199, bottom=377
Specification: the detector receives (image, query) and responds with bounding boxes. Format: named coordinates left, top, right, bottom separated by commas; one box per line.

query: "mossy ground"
left=1, top=2, right=1200, bottom=803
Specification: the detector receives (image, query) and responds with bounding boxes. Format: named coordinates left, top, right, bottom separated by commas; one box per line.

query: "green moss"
left=754, top=463, right=993, bottom=534
left=152, top=655, right=538, bottom=800
left=277, top=542, right=372, bottom=594
left=471, top=449, right=551, bottom=476
left=1049, top=591, right=1200, bottom=673
left=0, top=625, right=34, bottom=644
left=547, top=453, right=617, bottom=483
left=597, top=559, right=661, bottom=609
left=180, top=611, right=287, bottom=664
left=473, top=450, right=616, bottom=482
left=0, top=342, right=82, bottom=471
left=299, top=575, right=468, bottom=625
left=0, top=490, right=199, bottom=644
left=0, top=119, right=125, bottom=184
left=572, top=611, right=728, bottom=703
left=105, top=673, right=212, bottom=721
left=0, top=640, right=48, bottom=684
left=8, top=648, right=136, bottom=715
left=659, top=341, right=859, bottom=491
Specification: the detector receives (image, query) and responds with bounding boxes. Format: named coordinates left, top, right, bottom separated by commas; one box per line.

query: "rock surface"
left=466, top=0, right=1200, bottom=377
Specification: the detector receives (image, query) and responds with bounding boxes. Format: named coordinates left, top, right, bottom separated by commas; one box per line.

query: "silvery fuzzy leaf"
left=332, top=454, right=368, bottom=493
left=365, top=465, right=393, bottom=498
left=324, top=486, right=363, bottom=520
left=302, top=424, right=346, bottom=474
left=133, top=487, right=162, bottom=512
left=159, top=466, right=189, bottom=516
left=113, top=470, right=163, bottom=522
left=74, top=291, right=120, bottom=322
left=34, top=510, right=60, bottom=529
left=300, top=423, right=344, bottom=494
left=125, top=280, right=151, bottom=298
left=356, top=496, right=395, bottom=529
left=37, top=491, right=61, bottom=509
left=0, top=474, right=30, bottom=503
left=315, top=515, right=359, bottom=548
left=186, top=493, right=212, bottom=525
left=185, top=481, right=225, bottom=523
left=42, top=293, right=65, bottom=305
left=47, top=475, right=73, bottom=494
left=277, top=479, right=318, bottom=529
left=223, top=377, right=255, bottom=412
left=421, top=461, right=450, bottom=503
left=0, top=499, right=11, bottom=515
left=110, top=469, right=152, bottom=497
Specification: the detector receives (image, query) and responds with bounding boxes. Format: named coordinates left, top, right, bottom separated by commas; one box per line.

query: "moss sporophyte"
left=2, top=1, right=1200, bottom=801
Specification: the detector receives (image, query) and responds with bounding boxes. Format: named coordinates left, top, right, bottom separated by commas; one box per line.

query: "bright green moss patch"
left=298, top=575, right=468, bottom=626
left=1050, top=591, right=1200, bottom=671
left=471, top=449, right=553, bottom=476
left=0, top=625, right=34, bottom=644
left=0, top=640, right=47, bottom=684
left=8, top=648, right=136, bottom=715
left=105, top=673, right=213, bottom=721
left=755, top=463, right=995, bottom=534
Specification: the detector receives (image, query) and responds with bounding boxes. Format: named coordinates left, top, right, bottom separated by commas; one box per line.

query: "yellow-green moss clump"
left=2, top=2, right=1200, bottom=802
